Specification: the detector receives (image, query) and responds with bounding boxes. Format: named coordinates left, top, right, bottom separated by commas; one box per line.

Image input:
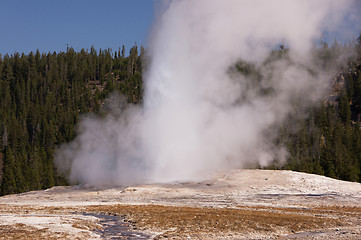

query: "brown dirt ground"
left=86, top=204, right=360, bottom=239
left=0, top=223, right=70, bottom=240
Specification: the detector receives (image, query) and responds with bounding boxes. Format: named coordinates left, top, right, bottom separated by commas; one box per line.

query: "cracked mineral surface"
left=0, top=169, right=360, bottom=239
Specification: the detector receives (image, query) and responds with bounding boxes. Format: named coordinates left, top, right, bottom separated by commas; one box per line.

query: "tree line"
left=271, top=36, right=361, bottom=182
left=0, top=45, right=144, bottom=195
left=232, top=35, right=361, bottom=182
left=0, top=34, right=360, bottom=196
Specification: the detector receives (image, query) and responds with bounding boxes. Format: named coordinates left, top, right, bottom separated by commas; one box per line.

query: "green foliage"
left=0, top=45, right=143, bottom=195
left=1, top=35, right=361, bottom=196
left=276, top=36, right=361, bottom=182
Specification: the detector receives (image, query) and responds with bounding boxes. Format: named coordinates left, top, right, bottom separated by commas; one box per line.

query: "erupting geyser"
left=56, top=0, right=358, bottom=185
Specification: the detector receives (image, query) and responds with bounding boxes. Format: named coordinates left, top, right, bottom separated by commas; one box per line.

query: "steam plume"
left=56, top=0, right=356, bottom=185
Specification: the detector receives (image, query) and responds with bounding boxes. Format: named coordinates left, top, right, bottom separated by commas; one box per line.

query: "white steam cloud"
left=56, top=0, right=356, bottom=185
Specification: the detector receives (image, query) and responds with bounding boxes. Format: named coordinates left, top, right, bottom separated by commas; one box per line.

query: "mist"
left=56, top=0, right=357, bottom=185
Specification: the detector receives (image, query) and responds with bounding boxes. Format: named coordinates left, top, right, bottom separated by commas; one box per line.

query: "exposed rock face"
left=0, top=170, right=360, bottom=239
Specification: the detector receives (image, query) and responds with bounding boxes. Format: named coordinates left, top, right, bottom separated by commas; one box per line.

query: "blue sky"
left=0, top=0, right=154, bottom=55
left=0, top=1, right=359, bottom=56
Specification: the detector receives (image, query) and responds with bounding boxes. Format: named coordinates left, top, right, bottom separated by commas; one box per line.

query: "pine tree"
left=1, top=147, right=17, bottom=195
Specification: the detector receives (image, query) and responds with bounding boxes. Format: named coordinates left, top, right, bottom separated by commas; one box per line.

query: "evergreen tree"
left=1, top=147, right=17, bottom=195
left=0, top=44, right=144, bottom=195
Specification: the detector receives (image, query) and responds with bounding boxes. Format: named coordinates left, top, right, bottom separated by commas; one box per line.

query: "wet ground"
left=0, top=169, right=360, bottom=239
left=80, top=212, right=150, bottom=239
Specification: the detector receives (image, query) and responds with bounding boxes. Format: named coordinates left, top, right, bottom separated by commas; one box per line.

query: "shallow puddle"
left=79, top=212, right=150, bottom=239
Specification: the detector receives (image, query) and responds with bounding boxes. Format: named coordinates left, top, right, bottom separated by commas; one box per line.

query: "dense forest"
left=269, top=37, right=361, bottom=181
left=0, top=45, right=144, bottom=195
left=0, top=35, right=361, bottom=196
left=231, top=36, right=361, bottom=181
left=280, top=37, right=361, bottom=181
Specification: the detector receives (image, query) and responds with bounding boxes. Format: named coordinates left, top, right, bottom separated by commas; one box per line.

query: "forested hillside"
left=230, top=36, right=361, bottom=182
left=0, top=35, right=361, bottom=196
left=278, top=37, right=361, bottom=182
left=0, top=45, right=144, bottom=195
